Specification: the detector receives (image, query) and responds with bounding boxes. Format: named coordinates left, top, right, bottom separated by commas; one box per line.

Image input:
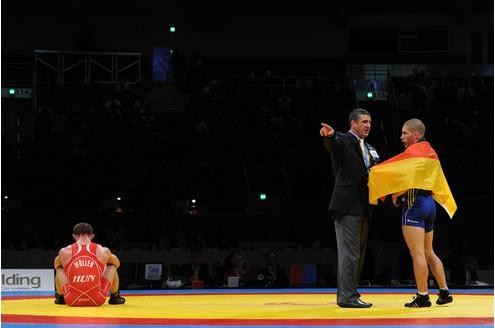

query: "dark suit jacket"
left=323, top=131, right=378, bottom=218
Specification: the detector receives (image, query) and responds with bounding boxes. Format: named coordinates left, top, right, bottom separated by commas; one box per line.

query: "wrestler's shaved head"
left=403, top=119, right=425, bottom=138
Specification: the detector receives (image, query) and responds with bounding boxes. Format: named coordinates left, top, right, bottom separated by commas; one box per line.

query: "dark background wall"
left=1, top=0, right=493, bottom=288
left=3, top=1, right=492, bottom=59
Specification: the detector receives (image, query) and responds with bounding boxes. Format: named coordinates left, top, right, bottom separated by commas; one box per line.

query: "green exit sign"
left=2, top=88, right=32, bottom=98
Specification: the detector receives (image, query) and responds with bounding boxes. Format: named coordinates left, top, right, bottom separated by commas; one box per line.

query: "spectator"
left=256, top=250, right=289, bottom=288
left=50, top=110, right=67, bottom=140
left=34, top=106, right=53, bottom=143
left=449, top=255, right=483, bottom=286
left=223, top=249, right=247, bottom=287
left=178, top=249, right=211, bottom=287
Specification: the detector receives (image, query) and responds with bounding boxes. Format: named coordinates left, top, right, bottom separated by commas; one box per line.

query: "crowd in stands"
left=2, top=59, right=492, bottom=288
left=3, top=67, right=361, bottom=214
left=7, top=63, right=491, bottom=214
left=392, top=69, right=493, bottom=195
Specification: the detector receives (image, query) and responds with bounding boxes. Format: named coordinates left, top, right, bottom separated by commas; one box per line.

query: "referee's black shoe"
left=338, top=299, right=372, bottom=308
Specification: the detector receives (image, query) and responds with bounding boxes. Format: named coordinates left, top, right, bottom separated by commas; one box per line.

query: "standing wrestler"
left=54, top=222, right=126, bottom=306
left=369, top=119, right=455, bottom=307
left=320, top=108, right=379, bottom=308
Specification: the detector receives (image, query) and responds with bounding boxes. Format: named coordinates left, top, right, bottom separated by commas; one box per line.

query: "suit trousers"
left=334, top=213, right=369, bottom=304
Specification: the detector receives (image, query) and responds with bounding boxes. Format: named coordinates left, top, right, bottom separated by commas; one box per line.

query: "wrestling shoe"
left=108, top=291, right=126, bottom=305
left=436, top=289, right=453, bottom=305
left=54, top=292, right=66, bottom=305
left=404, top=293, right=431, bottom=308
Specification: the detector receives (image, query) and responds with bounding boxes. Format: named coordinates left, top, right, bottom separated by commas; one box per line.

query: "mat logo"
left=1, top=269, right=54, bottom=291
left=72, top=274, right=96, bottom=283
left=2, top=273, right=41, bottom=289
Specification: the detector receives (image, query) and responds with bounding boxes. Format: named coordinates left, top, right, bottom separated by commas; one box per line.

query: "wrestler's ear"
left=89, top=234, right=95, bottom=240
left=72, top=234, right=77, bottom=241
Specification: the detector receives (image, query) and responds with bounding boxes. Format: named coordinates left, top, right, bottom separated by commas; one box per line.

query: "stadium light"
left=8, top=88, right=15, bottom=96
left=366, top=91, right=374, bottom=99
left=259, top=193, right=267, bottom=201
left=169, top=25, right=176, bottom=33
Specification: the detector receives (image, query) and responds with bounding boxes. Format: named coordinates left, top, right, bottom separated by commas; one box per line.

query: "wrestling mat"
left=2, top=288, right=493, bottom=328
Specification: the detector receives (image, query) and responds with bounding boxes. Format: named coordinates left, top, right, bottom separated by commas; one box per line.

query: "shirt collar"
left=348, top=130, right=362, bottom=142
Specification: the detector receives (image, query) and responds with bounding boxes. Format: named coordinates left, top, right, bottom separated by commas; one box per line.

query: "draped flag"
left=368, top=141, right=457, bottom=218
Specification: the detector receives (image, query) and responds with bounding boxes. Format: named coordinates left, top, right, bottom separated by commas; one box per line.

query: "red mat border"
left=2, top=314, right=493, bottom=326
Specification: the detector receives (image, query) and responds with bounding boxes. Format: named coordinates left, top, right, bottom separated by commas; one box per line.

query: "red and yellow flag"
left=368, top=141, right=457, bottom=218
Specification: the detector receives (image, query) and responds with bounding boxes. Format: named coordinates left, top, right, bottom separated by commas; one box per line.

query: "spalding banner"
left=1, top=269, right=55, bottom=291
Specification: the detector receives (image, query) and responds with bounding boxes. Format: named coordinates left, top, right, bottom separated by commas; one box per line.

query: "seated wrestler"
left=53, top=222, right=125, bottom=306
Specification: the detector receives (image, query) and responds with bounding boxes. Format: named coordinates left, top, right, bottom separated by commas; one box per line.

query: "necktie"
left=359, top=139, right=370, bottom=168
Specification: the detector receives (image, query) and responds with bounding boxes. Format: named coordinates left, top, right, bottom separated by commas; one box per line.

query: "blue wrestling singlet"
left=401, top=189, right=436, bottom=232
